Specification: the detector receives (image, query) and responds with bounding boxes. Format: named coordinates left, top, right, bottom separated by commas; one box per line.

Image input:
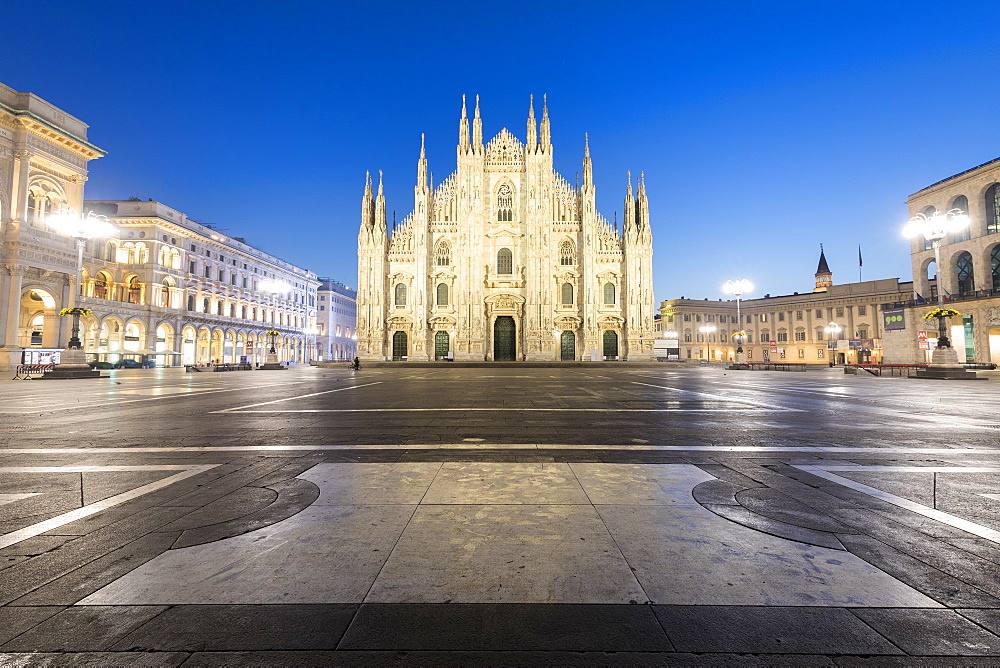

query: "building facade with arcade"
left=0, top=81, right=320, bottom=370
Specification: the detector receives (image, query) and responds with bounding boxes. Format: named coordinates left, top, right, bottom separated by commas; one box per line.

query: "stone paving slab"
left=338, top=603, right=672, bottom=651
left=652, top=605, right=902, bottom=655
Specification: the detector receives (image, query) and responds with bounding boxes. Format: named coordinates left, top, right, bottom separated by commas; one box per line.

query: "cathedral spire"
left=623, top=170, right=635, bottom=238
left=375, top=170, right=386, bottom=236
left=582, top=133, right=593, bottom=186
left=359, top=171, right=375, bottom=245
left=417, top=133, right=428, bottom=189
left=636, top=171, right=650, bottom=244
left=540, top=93, right=551, bottom=149
left=472, top=94, right=483, bottom=148
left=526, top=94, right=537, bottom=151
left=458, top=95, right=469, bottom=149
left=362, top=170, right=374, bottom=224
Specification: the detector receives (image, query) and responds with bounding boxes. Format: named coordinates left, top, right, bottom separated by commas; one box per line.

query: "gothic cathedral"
left=356, top=96, right=654, bottom=362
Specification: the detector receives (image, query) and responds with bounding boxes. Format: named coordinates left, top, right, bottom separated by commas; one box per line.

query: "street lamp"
left=824, top=322, right=842, bottom=366
left=44, top=208, right=115, bottom=378
left=902, top=209, right=980, bottom=378
left=698, top=325, right=717, bottom=362
left=903, top=209, right=969, bottom=349
left=258, top=279, right=291, bottom=369
left=723, top=279, right=753, bottom=363
left=304, top=326, right=319, bottom=362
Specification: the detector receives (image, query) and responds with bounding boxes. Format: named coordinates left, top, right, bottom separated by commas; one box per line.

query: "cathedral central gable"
left=484, top=129, right=525, bottom=170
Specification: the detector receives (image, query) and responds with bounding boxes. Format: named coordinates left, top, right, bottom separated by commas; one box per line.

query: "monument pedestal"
left=41, top=348, right=100, bottom=379
left=259, top=351, right=286, bottom=371
left=914, top=347, right=985, bottom=380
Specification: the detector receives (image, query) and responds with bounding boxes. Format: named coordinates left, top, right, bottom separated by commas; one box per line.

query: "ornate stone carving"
left=988, top=306, right=1000, bottom=327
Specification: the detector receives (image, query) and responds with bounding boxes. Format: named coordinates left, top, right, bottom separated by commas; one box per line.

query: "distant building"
left=881, top=157, right=1000, bottom=364
left=316, top=278, right=356, bottom=361
left=83, top=200, right=319, bottom=366
left=660, top=251, right=912, bottom=364
left=0, top=81, right=320, bottom=370
left=356, top=96, right=655, bottom=361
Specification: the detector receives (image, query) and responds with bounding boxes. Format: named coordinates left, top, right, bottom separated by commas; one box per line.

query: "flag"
left=858, top=245, right=863, bottom=267
left=916, top=293, right=926, bottom=304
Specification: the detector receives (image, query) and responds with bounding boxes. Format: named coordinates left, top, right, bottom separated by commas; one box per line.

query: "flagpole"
left=858, top=244, right=863, bottom=283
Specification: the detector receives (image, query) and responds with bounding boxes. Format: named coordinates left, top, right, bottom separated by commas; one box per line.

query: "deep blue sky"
left=7, top=1, right=1000, bottom=302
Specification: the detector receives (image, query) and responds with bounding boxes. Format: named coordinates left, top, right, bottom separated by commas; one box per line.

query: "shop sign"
left=917, top=330, right=929, bottom=350
left=883, top=308, right=906, bottom=331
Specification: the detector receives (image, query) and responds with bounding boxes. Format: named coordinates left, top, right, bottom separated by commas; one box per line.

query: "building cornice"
left=908, top=156, right=1000, bottom=201
left=2, top=105, right=106, bottom=159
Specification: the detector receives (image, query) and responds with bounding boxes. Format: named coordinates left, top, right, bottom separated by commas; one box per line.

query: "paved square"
left=0, top=364, right=999, bottom=663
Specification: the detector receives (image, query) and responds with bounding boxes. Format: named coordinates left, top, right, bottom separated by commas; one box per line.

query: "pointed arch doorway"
left=493, top=316, right=516, bottom=361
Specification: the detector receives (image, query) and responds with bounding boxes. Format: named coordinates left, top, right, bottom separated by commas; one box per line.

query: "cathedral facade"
left=356, top=96, right=654, bottom=362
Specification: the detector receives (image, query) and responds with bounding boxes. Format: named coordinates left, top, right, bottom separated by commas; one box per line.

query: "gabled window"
left=435, top=240, right=451, bottom=266
left=559, top=241, right=575, bottom=265
left=497, top=184, right=514, bottom=222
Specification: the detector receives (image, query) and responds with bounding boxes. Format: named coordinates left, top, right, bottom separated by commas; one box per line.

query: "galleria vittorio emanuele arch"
left=356, top=96, right=655, bottom=362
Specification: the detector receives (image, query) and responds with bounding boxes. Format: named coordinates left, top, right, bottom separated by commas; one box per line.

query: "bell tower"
left=814, top=245, right=832, bottom=292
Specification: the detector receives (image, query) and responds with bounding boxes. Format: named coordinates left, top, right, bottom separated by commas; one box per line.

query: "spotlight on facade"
left=43, top=207, right=116, bottom=379
left=698, top=325, right=717, bottom=362
left=259, top=278, right=292, bottom=294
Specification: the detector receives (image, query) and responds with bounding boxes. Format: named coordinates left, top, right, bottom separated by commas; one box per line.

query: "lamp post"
left=304, top=326, right=319, bottom=363
left=824, top=322, right=842, bottom=366
left=44, top=208, right=115, bottom=379
left=698, top=325, right=717, bottom=362
left=902, top=209, right=981, bottom=379
left=723, top=279, right=753, bottom=364
left=258, top=279, right=290, bottom=369
left=902, top=209, right=969, bottom=349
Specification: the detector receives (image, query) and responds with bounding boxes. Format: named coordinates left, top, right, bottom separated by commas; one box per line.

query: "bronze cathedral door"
left=493, top=316, right=516, bottom=361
